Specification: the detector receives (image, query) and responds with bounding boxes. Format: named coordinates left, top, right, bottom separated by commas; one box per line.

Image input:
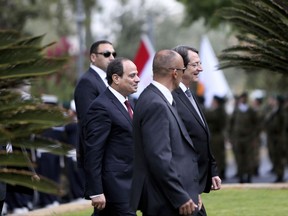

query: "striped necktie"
left=185, top=89, right=205, bottom=125
left=124, top=100, right=133, bottom=119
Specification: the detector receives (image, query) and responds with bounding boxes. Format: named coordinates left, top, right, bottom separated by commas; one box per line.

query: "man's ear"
left=172, top=69, right=178, bottom=79
left=112, top=74, right=119, bottom=85
left=90, top=53, right=97, bottom=64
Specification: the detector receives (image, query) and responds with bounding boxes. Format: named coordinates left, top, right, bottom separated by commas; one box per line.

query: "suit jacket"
left=131, top=84, right=200, bottom=215
left=172, top=87, right=218, bottom=193
left=83, top=88, right=134, bottom=203
left=74, top=67, right=107, bottom=166
left=0, top=145, right=6, bottom=201
left=0, top=182, right=5, bottom=201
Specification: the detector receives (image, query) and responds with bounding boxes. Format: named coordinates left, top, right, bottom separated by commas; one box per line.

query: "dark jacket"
left=172, top=87, right=218, bottom=193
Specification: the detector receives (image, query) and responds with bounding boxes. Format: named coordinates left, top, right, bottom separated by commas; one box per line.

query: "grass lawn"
left=203, top=188, right=288, bottom=216
left=58, top=188, right=288, bottom=216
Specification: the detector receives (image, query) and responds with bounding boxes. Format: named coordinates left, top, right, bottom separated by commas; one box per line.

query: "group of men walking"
left=74, top=40, right=221, bottom=216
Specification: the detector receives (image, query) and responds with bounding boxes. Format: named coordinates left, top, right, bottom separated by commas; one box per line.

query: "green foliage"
left=176, top=0, right=232, bottom=28
left=0, top=1, right=81, bottom=101
left=0, top=169, right=61, bottom=195
left=0, top=29, right=72, bottom=195
left=218, top=0, right=288, bottom=75
left=0, top=0, right=39, bottom=31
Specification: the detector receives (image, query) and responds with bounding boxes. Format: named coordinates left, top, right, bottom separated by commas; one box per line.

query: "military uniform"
left=264, top=96, right=286, bottom=182
left=205, top=97, right=227, bottom=179
left=229, top=95, right=258, bottom=183
left=251, top=98, right=265, bottom=176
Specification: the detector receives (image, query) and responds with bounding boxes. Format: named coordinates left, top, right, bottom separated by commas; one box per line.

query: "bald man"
left=131, top=50, right=200, bottom=216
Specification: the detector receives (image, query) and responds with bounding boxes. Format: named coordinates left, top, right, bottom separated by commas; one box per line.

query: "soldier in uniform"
left=251, top=97, right=265, bottom=176
left=205, top=95, right=228, bottom=180
left=228, top=92, right=258, bottom=183
left=264, top=95, right=286, bottom=182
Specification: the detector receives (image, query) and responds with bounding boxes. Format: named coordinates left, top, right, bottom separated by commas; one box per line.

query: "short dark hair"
left=90, top=40, right=112, bottom=55
left=152, top=50, right=179, bottom=76
left=106, top=57, right=128, bottom=85
left=172, top=45, right=198, bottom=67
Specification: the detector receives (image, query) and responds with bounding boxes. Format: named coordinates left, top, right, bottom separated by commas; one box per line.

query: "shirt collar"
left=108, top=86, right=127, bottom=106
left=90, top=63, right=108, bottom=86
left=152, top=81, right=173, bottom=105
left=179, top=82, right=188, bottom=93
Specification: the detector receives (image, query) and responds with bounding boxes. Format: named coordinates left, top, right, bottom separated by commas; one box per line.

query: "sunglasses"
left=95, top=51, right=117, bottom=58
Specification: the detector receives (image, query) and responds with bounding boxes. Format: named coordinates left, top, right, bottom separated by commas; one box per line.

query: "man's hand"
left=211, top=176, right=222, bottom=190
left=179, top=199, right=198, bottom=215
left=91, top=194, right=106, bottom=210
left=198, top=194, right=203, bottom=211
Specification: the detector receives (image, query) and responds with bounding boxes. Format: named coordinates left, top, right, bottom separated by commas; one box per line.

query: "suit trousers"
left=197, top=205, right=207, bottom=216
left=93, top=201, right=136, bottom=216
left=141, top=205, right=205, bottom=216
left=0, top=200, right=4, bottom=215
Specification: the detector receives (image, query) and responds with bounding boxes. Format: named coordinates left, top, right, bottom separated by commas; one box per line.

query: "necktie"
left=172, top=100, right=176, bottom=108
left=124, top=100, right=133, bottom=119
left=185, top=89, right=205, bottom=125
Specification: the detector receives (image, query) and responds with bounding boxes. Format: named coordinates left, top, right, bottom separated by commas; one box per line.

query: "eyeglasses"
left=95, top=51, right=117, bottom=58
left=187, top=62, right=202, bottom=68
left=168, top=67, right=186, bottom=73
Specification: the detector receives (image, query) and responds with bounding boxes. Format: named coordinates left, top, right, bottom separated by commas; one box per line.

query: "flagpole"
left=75, top=0, right=86, bottom=80
left=147, top=13, right=155, bottom=48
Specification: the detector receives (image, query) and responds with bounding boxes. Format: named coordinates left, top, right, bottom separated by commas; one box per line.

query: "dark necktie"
left=185, top=89, right=205, bottom=125
left=172, top=100, right=176, bottom=108
left=124, top=100, right=133, bottom=119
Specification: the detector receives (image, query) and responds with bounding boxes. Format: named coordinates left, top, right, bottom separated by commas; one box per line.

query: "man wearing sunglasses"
left=74, top=40, right=116, bottom=167
left=74, top=40, right=116, bottom=216
left=172, top=45, right=221, bottom=216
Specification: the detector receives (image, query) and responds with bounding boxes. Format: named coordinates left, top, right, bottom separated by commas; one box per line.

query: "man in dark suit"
left=82, top=57, right=140, bottom=216
left=74, top=40, right=116, bottom=167
left=0, top=182, right=5, bottom=215
left=131, top=50, right=200, bottom=216
left=172, top=46, right=221, bottom=216
left=0, top=145, right=6, bottom=214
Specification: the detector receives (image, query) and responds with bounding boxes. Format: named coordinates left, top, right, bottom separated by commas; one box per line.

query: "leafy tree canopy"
left=217, top=0, right=288, bottom=93
left=176, top=0, right=232, bottom=28
left=0, top=29, right=72, bottom=195
left=218, top=0, right=288, bottom=74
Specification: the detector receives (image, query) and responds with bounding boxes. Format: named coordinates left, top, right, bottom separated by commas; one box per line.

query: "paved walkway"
left=223, top=141, right=288, bottom=184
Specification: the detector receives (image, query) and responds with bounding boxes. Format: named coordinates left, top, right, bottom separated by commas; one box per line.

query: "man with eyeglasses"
left=74, top=40, right=116, bottom=216
left=172, top=45, right=221, bottom=216
left=131, top=50, right=200, bottom=216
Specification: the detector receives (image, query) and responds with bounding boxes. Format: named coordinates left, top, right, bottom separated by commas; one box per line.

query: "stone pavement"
left=25, top=199, right=91, bottom=216
left=223, top=142, right=288, bottom=184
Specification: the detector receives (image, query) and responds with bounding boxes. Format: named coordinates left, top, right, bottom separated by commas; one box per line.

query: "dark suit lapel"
left=105, top=89, right=132, bottom=125
left=191, top=92, right=209, bottom=130
left=176, top=88, right=207, bottom=131
left=89, top=67, right=107, bottom=91
left=148, top=85, right=195, bottom=150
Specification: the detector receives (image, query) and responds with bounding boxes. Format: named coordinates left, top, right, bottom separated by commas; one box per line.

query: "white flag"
left=199, top=35, right=232, bottom=108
